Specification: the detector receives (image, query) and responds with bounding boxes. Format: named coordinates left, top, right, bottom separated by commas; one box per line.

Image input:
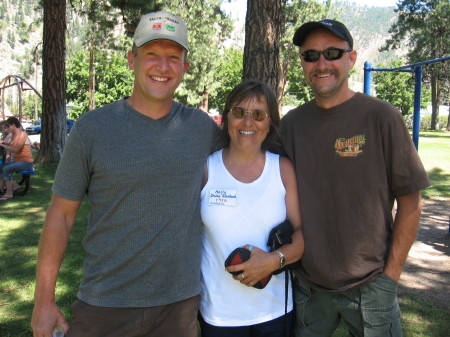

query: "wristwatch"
left=274, top=249, right=286, bottom=269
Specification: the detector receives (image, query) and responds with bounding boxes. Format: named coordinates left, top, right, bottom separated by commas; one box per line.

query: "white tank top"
left=200, top=150, right=292, bottom=326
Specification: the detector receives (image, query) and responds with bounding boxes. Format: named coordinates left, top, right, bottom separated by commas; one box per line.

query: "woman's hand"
left=225, top=245, right=279, bottom=287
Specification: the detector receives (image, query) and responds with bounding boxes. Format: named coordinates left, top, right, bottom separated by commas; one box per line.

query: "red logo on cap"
left=152, top=23, right=162, bottom=30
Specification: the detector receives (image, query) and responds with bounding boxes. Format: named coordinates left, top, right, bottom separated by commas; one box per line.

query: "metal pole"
left=412, top=66, right=422, bottom=149
left=364, top=61, right=372, bottom=95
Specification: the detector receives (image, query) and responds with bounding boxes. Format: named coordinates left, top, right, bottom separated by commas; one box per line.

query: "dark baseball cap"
left=293, top=19, right=353, bottom=50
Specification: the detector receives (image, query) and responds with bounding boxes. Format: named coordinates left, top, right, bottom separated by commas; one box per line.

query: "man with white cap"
left=32, top=11, right=220, bottom=337
left=281, top=20, right=430, bottom=336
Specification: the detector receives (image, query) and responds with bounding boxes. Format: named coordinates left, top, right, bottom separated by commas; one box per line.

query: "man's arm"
left=31, top=194, right=81, bottom=337
left=384, top=191, right=422, bottom=281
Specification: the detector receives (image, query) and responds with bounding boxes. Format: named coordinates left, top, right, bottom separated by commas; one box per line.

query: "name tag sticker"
left=208, top=189, right=237, bottom=206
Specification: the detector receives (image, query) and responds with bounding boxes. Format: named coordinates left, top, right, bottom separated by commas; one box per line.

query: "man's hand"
left=31, top=302, right=69, bottom=337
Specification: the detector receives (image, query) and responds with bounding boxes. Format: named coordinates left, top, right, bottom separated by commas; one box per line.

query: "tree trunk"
left=88, top=47, right=95, bottom=111
left=243, top=0, right=283, bottom=112
left=198, top=88, right=209, bottom=112
left=430, top=74, right=439, bottom=130
left=37, top=0, right=67, bottom=163
left=446, top=106, right=450, bottom=131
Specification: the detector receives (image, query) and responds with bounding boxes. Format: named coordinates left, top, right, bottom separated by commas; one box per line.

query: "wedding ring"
left=241, top=272, right=245, bottom=279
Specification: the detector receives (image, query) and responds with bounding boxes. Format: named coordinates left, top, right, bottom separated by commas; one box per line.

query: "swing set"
left=0, top=75, right=42, bottom=123
left=363, top=56, right=450, bottom=149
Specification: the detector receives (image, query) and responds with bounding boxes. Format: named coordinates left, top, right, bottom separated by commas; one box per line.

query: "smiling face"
left=227, top=96, right=271, bottom=152
left=128, top=40, right=189, bottom=106
left=300, top=29, right=357, bottom=107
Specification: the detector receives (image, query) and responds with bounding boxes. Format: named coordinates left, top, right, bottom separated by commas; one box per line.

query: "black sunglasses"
left=301, top=48, right=352, bottom=63
left=229, top=106, right=268, bottom=122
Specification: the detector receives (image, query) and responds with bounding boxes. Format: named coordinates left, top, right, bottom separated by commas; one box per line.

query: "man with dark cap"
left=31, top=11, right=219, bottom=337
left=281, top=19, right=430, bottom=336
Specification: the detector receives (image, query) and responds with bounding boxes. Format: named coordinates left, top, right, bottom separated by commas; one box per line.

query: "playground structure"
left=0, top=74, right=42, bottom=122
left=364, top=56, right=450, bottom=149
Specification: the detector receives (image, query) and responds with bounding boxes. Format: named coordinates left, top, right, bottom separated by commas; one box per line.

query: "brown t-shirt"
left=281, top=93, right=430, bottom=291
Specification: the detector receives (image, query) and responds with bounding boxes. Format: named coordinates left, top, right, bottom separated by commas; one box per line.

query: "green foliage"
left=166, top=0, right=233, bottom=108
left=24, top=1, right=31, bottom=15
left=108, top=0, right=163, bottom=37
left=14, top=8, right=23, bottom=24
left=18, top=21, right=29, bottom=43
left=0, top=3, right=5, bottom=19
left=7, top=30, right=15, bottom=48
left=383, top=0, right=449, bottom=60
left=413, top=115, right=449, bottom=131
left=21, top=92, right=41, bottom=121
left=335, top=1, right=398, bottom=66
left=66, top=12, right=89, bottom=59
left=66, top=50, right=133, bottom=118
left=382, top=0, right=450, bottom=130
left=72, top=1, right=118, bottom=47
left=373, top=59, right=431, bottom=116
left=209, top=47, right=243, bottom=112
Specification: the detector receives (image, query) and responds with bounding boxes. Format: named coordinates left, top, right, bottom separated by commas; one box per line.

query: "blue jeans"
left=1, top=161, right=34, bottom=180
left=199, top=311, right=293, bottom=337
left=294, top=274, right=402, bottom=337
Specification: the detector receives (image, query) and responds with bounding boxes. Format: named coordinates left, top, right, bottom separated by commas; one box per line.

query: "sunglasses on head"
left=229, top=106, right=268, bottom=122
left=301, top=48, right=352, bottom=63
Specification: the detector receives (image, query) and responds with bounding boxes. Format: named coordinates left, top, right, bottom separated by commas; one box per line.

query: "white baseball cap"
left=133, top=11, right=189, bottom=51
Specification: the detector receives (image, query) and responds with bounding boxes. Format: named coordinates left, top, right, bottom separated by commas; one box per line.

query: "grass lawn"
left=417, top=131, right=450, bottom=200
left=1, top=131, right=449, bottom=337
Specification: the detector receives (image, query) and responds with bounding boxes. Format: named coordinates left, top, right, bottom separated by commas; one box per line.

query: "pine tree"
left=382, top=0, right=450, bottom=130
left=243, top=0, right=283, bottom=108
left=38, top=0, right=66, bottom=163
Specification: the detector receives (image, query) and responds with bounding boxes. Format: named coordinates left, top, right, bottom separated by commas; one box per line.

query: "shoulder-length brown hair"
left=220, top=79, right=280, bottom=151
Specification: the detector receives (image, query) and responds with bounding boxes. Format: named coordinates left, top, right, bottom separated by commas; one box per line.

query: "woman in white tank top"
left=199, top=80, right=304, bottom=337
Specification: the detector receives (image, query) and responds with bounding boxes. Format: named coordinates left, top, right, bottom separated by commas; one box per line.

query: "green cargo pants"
left=294, top=273, right=402, bottom=337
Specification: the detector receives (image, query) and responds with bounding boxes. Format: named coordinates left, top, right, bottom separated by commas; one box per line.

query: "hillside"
left=335, top=1, right=405, bottom=83
left=0, top=0, right=42, bottom=80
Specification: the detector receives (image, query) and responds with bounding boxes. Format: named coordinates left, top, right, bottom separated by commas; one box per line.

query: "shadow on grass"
left=399, top=293, right=450, bottom=337
left=418, top=131, right=450, bottom=139
left=0, top=163, right=88, bottom=336
left=422, top=167, right=450, bottom=200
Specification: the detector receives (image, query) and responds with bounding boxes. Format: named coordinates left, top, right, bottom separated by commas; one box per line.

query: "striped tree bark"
left=243, top=0, right=284, bottom=112
left=38, top=0, right=67, bottom=163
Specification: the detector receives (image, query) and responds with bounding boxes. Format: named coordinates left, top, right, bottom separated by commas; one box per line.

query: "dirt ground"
left=398, top=198, right=450, bottom=312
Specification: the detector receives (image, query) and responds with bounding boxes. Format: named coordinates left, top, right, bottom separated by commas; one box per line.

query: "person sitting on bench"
left=0, top=117, right=34, bottom=201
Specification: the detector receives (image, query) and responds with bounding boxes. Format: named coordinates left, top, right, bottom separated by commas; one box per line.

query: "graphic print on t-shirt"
left=334, top=134, right=366, bottom=157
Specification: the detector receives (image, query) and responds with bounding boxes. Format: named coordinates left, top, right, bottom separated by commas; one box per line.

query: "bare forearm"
left=277, top=229, right=304, bottom=265
left=32, top=196, right=80, bottom=336
left=384, top=192, right=422, bottom=281
left=34, top=196, right=80, bottom=304
left=34, top=212, right=71, bottom=304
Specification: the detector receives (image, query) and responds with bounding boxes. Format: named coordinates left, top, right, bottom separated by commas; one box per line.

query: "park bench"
left=13, top=169, right=36, bottom=197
